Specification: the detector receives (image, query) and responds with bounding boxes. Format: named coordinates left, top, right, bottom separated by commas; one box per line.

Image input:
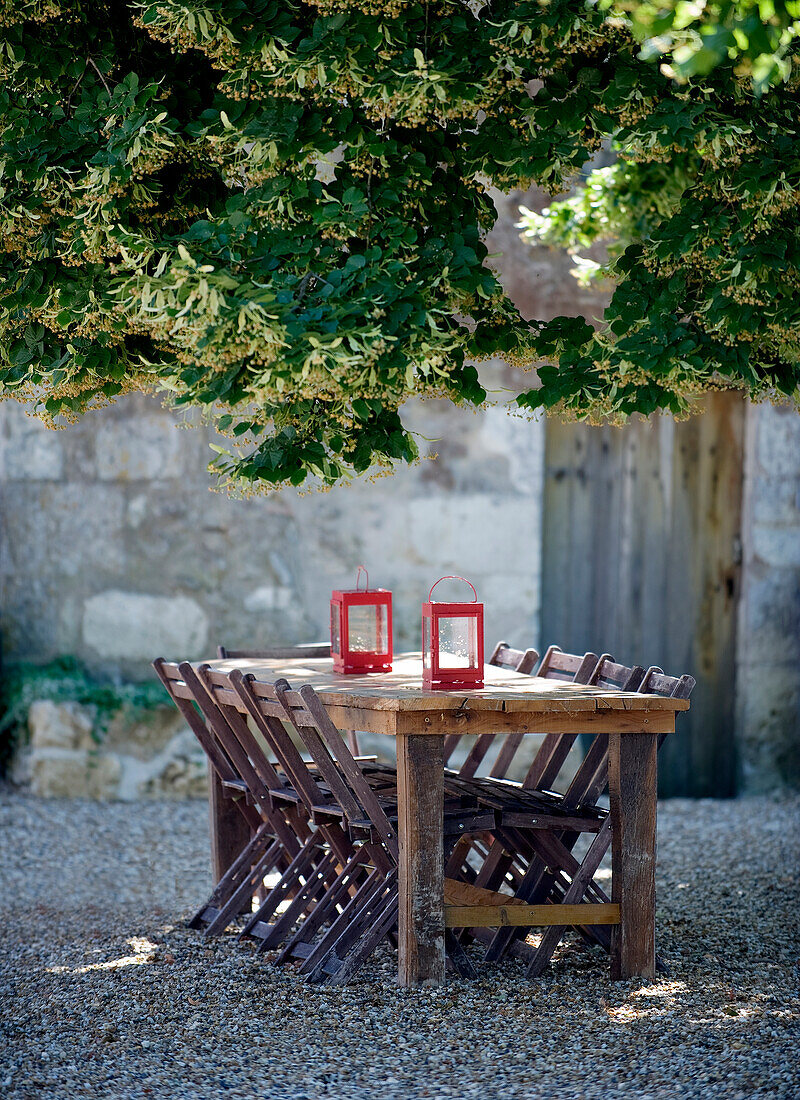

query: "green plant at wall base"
left=0, top=655, right=169, bottom=773
left=0, top=2, right=798, bottom=490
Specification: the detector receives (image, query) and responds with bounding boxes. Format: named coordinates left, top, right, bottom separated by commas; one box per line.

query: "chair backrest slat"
left=272, top=680, right=365, bottom=823
left=178, top=662, right=277, bottom=818
left=444, top=639, right=540, bottom=771
left=535, top=646, right=600, bottom=683
left=520, top=648, right=602, bottom=789
left=588, top=656, right=645, bottom=693
left=217, top=644, right=360, bottom=755
left=489, top=641, right=539, bottom=675
left=153, top=658, right=239, bottom=782
left=193, top=665, right=286, bottom=792
left=563, top=660, right=697, bottom=809
left=639, top=666, right=697, bottom=699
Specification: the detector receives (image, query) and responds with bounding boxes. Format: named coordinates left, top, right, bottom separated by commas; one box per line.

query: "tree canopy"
left=1, top=0, right=798, bottom=490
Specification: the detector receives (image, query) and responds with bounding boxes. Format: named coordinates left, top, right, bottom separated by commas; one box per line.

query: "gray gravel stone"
left=0, top=787, right=798, bottom=1099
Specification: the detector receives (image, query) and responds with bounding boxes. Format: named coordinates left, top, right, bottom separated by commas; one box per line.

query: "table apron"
left=393, top=704, right=677, bottom=739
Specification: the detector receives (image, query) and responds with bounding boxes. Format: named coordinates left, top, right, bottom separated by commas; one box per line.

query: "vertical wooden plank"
left=608, top=731, right=659, bottom=980
left=592, top=427, right=624, bottom=650
left=540, top=393, right=745, bottom=796
left=396, top=733, right=445, bottom=987
left=541, top=419, right=578, bottom=647
left=208, top=763, right=250, bottom=886
left=660, top=393, right=744, bottom=797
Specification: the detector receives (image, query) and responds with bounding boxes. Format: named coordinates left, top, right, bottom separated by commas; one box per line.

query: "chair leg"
left=275, top=849, right=373, bottom=963
left=255, top=850, right=344, bottom=952
left=204, top=839, right=285, bottom=937
left=188, top=822, right=277, bottom=931
left=526, top=819, right=613, bottom=977
left=240, top=833, right=329, bottom=941
left=445, top=930, right=478, bottom=979
left=317, top=875, right=400, bottom=986
left=299, top=868, right=390, bottom=979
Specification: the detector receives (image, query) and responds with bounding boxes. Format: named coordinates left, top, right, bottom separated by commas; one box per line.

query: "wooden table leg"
left=609, top=731, right=658, bottom=980
left=208, top=763, right=250, bottom=886
left=396, top=733, right=446, bottom=987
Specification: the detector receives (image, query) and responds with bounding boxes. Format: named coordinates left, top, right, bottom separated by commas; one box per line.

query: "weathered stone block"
left=103, top=706, right=187, bottom=760
left=137, top=750, right=208, bottom=800
left=751, top=476, right=800, bottom=527
left=28, top=700, right=96, bottom=751
left=0, top=402, right=65, bottom=480
left=244, top=585, right=294, bottom=612
left=740, top=567, right=800, bottom=663
left=737, top=662, right=800, bottom=791
left=82, top=590, right=208, bottom=659
left=406, top=494, right=540, bottom=574
left=30, top=748, right=121, bottom=799
left=752, top=525, right=800, bottom=568
left=756, top=405, right=800, bottom=478
left=95, top=414, right=184, bottom=480
left=113, top=731, right=208, bottom=800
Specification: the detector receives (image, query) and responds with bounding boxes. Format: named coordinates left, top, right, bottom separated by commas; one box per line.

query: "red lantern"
left=330, top=566, right=393, bottom=675
left=422, top=576, right=484, bottom=690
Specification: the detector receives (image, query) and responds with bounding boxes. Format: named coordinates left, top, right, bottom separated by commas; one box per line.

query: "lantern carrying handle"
left=356, top=565, right=369, bottom=591
left=428, top=575, right=479, bottom=603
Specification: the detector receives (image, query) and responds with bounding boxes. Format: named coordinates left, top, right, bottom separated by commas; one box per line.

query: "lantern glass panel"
left=437, top=616, right=478, bottom=669
left=347, top=603, right=388, bottom=654
left=330, top=604, right=341, bottom=654
left=422, top=615, right=431, bottom=669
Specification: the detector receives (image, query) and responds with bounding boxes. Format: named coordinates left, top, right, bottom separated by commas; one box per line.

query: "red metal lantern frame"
left=330, top=566, right=393, bottom=675
left=422, top=575, right=484, bottom=691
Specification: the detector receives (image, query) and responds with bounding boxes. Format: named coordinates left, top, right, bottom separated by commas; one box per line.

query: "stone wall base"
left=10, top=699, right=207, bottom=800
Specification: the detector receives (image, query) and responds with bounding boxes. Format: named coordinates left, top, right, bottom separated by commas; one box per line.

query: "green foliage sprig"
left=1, top=1, right=798, bottom=488
left=610, top=0, right=800, bottom=91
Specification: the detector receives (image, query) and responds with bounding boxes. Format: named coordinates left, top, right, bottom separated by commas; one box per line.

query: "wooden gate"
left=540, top=393, right=745, bottom=797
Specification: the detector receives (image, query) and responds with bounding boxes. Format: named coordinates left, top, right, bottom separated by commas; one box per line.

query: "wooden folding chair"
left=153, top=658, right=300, bottom=935
left=479, top=656, right=643, bottom=967
left=444, top=647, right=602, bottom=907
left=439, top=640, right=539, bottom=781
left=481, top=659, right=695, bottom=976
left=191, top=664, right=364, bottom=949
left=489, top=641, right=540, bottom=674
left=536, top=644, right=602, bottom=682
left=492, top=645, right=602, bottom=787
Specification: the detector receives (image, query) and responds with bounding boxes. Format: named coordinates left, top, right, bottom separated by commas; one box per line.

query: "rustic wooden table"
left=203, top=654, right=689, bottom=987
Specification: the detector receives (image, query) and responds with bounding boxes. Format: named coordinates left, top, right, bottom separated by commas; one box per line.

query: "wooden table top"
left=204, top=654, right=689, bottom=715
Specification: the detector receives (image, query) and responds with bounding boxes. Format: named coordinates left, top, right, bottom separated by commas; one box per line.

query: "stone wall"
left=0, top=381, right=544, bottom=682
left=736, top=403, right=800, bottom=790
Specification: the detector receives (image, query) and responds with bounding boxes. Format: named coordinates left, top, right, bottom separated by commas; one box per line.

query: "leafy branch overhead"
left=1, top=1, right=798, bottom=489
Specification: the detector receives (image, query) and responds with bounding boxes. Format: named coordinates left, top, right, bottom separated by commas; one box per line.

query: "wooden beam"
left=444, top=877, right=525, bottom=908
left=395, top=707, right=676, bottom=738
left=445, top=903, right=620, bottom=928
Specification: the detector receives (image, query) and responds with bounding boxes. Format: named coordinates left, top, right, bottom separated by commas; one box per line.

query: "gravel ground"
left=1, top=786, right=798, bottom=1100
